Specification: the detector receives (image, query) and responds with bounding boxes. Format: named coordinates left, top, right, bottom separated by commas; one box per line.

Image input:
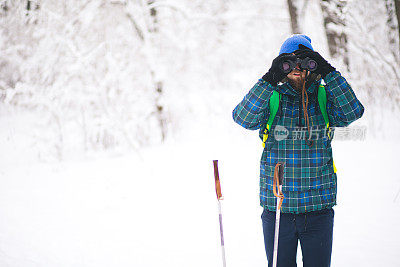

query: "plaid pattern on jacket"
left=232, top=71, right=364, bottom=213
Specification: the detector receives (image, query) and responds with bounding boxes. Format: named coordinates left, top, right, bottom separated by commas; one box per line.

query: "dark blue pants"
left=261, top=208, right=334, bottom=267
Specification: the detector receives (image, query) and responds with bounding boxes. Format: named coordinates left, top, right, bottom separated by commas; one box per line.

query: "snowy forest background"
left=1, top=1, right=400, bottom=267
left=1, top=0, right=399, bottom=161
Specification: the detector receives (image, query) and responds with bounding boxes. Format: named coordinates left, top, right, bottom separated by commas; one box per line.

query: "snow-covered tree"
left=320, top=0, right=349, bottom=69
left=287, top=0, right=301, bottom=34
left=384, top=0, right=400, bottom=62
left=346, top=0, right=400, bottom=122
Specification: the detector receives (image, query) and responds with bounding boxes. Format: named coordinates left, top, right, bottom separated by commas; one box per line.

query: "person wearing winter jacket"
left=232, top=34, right=364, bottom=267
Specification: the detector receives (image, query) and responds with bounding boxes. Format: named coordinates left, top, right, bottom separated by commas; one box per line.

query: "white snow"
left=1, top=108, right=400, bottom=266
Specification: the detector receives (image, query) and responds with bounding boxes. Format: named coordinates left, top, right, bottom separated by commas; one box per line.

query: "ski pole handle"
left=213, top=160, right=223, bottom=200
left=273, top=162, right=285, bottom=210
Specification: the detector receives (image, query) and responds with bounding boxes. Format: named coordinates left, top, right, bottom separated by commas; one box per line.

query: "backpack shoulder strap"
left=317, top=84, right=329, bottom=128
left=262, top=90, right=280, bottom=148
left=317, top=83, right=337, bottom=173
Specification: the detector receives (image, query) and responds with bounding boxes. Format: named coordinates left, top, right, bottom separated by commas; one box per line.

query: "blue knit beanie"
left=279, top=34, right=314, bottom=55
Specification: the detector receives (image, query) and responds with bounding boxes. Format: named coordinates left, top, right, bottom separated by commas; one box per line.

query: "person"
left=232, top=34, right=364, bottom=267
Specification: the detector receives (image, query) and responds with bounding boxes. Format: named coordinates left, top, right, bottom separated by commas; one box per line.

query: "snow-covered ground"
left=1, top=106, right=400, bottom=267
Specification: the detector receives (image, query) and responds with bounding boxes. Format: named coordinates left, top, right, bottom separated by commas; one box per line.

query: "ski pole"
left=272, top=162, right=285, bottom=267
left=213, top=160, right=227, bottom=267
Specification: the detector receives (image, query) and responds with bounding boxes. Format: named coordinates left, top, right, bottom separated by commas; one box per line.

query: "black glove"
left=294, top=44, right=335, bottom=78
left=262, top=53, right=297, bottom=86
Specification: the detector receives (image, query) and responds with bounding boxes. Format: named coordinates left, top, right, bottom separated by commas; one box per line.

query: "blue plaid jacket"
left=232, top=71, right=364, bottom=213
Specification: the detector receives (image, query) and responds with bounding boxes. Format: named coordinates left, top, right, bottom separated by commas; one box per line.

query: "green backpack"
left=261, top=84, right=336, bottom=172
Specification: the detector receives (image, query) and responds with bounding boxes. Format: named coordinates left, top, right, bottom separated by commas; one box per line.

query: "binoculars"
left=280, top=57, right=318, bottom=74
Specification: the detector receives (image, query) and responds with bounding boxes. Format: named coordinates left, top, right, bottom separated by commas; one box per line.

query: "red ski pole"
left=213, top=160, right=227, bottom=267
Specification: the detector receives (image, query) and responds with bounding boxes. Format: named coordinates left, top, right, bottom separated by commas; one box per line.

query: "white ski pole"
left=213, top=160, right=227, bottom=267
left=272, top=162, right=285, bottom=267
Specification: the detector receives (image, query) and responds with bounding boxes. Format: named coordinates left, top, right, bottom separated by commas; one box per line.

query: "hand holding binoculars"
left=262, top=48, right=334, bottom=86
